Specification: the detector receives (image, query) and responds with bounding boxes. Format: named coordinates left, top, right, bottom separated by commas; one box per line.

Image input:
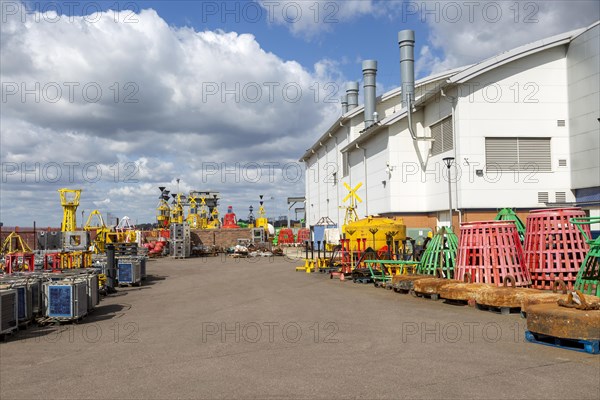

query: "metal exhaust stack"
left=362, top=60, right=377, bottom=129
left=341, top=94, right=349, bottom=114
left=398, top=29, right=432, bottom=143
left=346, top=82, right=359, bottom=110
left=398, top=30, right=415, bottom=109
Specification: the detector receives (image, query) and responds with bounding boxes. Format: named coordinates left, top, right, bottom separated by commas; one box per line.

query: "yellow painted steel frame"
left=1, top=231, right=32, bottom=254
left=58, top=188, right=81, bottom=232
left=84, top=210, right=111, bottom=253
left=59, top=251, right=92, bottom=269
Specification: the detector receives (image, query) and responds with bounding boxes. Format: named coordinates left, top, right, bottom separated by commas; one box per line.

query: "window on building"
left=430, top=116, right=453, bottom=156
left=485, top=137, right=551, bottom=172
left=342, top=153, right=349, bottom=177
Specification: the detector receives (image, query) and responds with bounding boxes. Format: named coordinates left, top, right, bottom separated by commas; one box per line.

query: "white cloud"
left=258, top=0, right=377, bottom=38
left=93, top=198, right=111, bottom=207
left=408, top=1, right=600, bottom=76
left=0, top=5, right=343, bottom=225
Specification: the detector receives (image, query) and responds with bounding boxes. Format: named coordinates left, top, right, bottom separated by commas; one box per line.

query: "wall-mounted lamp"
left=386, top=161, right=396, bottom=177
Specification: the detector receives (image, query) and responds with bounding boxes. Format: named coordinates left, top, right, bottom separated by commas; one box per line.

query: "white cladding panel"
left=303, top=27, right=598, bottom=225
left=567, top=24, right=600, bottom=189
left=454, top=46, right=574, bottom=209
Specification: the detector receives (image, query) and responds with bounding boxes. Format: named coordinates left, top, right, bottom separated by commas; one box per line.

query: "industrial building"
left=300, top=22, right=600, bottom=231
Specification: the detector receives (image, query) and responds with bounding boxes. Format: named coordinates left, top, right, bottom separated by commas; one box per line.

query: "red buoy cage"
left=455, top=220, right=531, bottom=287
left=524, top=208, right=590, bottom=290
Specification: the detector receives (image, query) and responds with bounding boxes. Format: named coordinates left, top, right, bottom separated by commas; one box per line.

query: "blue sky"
left=21, top=1, right=440, bottom=87
left=2, top=1, right=599, bottom=226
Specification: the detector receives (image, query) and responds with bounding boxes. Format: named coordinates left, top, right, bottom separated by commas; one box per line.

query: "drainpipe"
left=331, top=132, right=341, bottom=226
left=317, top=150, right=321, bottom=221
left=452, top=97, right=461, bottom=226
left=356, top=144, right=369, bottom=216
left=305, top=162, right=310, bottom=227
left=325, top=142, right=329, bottom=219
left=441, top=88, right=461, bottom=226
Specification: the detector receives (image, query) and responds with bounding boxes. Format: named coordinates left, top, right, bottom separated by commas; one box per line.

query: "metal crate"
left=44, top=281, right=88, bottom=320
left=170, top=239, right=191, bottom=258
left=170, top=223, right=190, bottom=240
left=118, top=259, right=142, bottom=285
left=14, top=284, right=33, bottom=324
left=140, top=257, right=147, bottom=280
left=84, top=274, right=99, bottom=310
left=29, top=279, right=42, bottom=316
left=0, top=289, right=18, bottom=335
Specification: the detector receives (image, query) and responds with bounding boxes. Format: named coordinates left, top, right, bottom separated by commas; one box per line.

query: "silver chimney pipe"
left=341, top=94, right=349, bottom=114
left=398, top=30, right=432, bottom=143
left=346, top=82, right=359, bottom=110
left=362, top=60, right=377, bottom=129
left=398, top=30, right=415, bottom=109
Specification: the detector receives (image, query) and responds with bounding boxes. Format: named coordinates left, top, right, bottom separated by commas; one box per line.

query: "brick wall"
left=461, top=210, right=529, bottom=224
left=191, top=228, right=253, bottom=248
left=395, top=214, right=439, bottom=230
left=0, top=227, right=61, bottom=250
left=382, top=209, right=533, bottom=237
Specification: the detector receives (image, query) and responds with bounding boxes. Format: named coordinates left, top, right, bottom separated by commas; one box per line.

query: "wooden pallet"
left=476, top=303, right=521, bottom=315
left=36, top=315, right=86, bottom=326
left=412, top=291, right=440, bottom=300
left=18, top=320, right=33, bottom=330
left=525, top=331, right=600, bottom=354
left=392, top=282, right=412, bottom=293
left=0, top=330, right=17, bottom=341
left=119, top=282, right=142, bottom=287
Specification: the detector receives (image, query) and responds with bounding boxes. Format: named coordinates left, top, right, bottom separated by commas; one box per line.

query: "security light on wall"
left=386, top=162, right=396, bottom=176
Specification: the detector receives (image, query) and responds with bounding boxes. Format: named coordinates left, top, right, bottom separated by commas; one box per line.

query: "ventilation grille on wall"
left=557, top=120, right=566, bottom=127
left=558, top=159, right=567, bottom=167
left=555, top=192, right=566, bottom=203
left=538, top=192, right=549, bottom=203
left=485, top=137, right=551, bottom=171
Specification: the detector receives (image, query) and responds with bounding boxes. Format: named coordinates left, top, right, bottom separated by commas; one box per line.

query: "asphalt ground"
left=1, top=255, right=599, bottom=399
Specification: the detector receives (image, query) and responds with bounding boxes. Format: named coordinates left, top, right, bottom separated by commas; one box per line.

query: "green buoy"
left=571, top=217, right=599, bottom=296
left=416, top=226, right=458, bottom=278
left=495, top=208, right=526, bottom=242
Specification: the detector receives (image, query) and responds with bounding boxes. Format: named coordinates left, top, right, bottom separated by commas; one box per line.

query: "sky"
left=1, top=0, right=599, bottom=227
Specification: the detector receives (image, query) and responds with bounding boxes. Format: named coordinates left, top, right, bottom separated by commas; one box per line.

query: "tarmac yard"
left=1, top=256, right=599, bottom=399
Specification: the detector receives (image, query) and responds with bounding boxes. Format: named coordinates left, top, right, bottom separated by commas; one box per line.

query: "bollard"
left=317, top=241, right=321, bottom=262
